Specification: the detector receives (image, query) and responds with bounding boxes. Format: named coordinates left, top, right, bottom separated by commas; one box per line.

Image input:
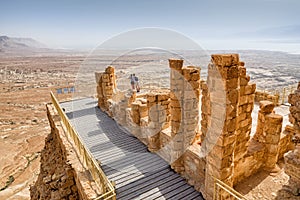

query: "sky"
left=0, top=0, right=299, bottom=51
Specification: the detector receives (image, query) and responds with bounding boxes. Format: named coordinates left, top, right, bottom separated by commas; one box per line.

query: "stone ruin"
left=95, top=54, right=298, bottom=199
left=284, top=82, right=300, bottom=196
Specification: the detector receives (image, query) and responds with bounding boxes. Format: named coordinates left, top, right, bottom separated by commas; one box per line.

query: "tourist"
left=133, top=73, right=140, bottom=92
left=129, top=74, right=135, bottom=90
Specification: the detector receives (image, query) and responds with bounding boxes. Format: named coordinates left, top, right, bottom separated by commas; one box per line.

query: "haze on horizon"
left=0, top=0, right=300, bottom=52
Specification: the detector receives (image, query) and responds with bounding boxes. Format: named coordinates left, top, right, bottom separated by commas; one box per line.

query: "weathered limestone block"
left=169, top=59, right=184, bottom=71
left=253, top=101, right=275, bottom=143
left=284, top=81, right=300, bottom=195
left=145, top=91, right=171, bottom=152
left=31, top=105, right=99, bottom=200
left=255, top=90, right=280, bottom=105
left=204, top=54, right=239, bottom=200
left=260, top=100, right=275, bottom=114
left=278, top=125, right=295, bottom=160
left=211, top=54, right=239, bottom=67
left=264, top=113, right=283, bottom=169
left=183, top=145, right=206, bottom=193
left=95, top=66, right=117, bottom=113
left=131, top=102, right=141, bottom=125
left=168, top=59, right=201, bottom=174
left=233, top=141, right=265, bottom=185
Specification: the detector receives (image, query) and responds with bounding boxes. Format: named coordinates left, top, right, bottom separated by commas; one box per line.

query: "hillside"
left=0, top=36, right=49, bottom=55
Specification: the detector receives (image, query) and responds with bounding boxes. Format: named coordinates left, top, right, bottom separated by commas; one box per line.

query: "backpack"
left=134, top=76, right=138, bottom=81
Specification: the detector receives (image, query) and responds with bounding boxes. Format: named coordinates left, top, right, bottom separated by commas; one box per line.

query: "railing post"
left=282, top=87, right=286, bottom=104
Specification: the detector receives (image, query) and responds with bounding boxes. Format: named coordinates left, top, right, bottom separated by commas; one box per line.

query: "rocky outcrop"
left=284, top=82, right=300, bottom=195
left=30, top=104, right=99, bottom=200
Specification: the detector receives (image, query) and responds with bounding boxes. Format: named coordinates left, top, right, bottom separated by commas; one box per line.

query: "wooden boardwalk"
left=61, top=98, right=203, bottom=200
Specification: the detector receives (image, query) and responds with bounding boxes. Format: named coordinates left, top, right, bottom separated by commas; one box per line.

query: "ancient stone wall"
left=278, top=125, right=295, bottom=160
left=284, top=82, right=300, bottom=195
left=168, top=60, right=201, bottom=173
left=204, top=54, right=240, bottom=199
left=30, top=104, right=99, bottom=200
left=253, top=101, right=283, bottom=169
left=95, top=54, right=296, bottom=200
left=233, top=62, right=256, bottom=184
left=95, top=66, right=116, bottom=115
left=255, top=90, right=280, bottom=105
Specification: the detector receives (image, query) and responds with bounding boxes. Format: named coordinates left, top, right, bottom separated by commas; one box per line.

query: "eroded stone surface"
left=95, top=54, right=297, bottom=200
left=284, top=82, right=300, bottom=196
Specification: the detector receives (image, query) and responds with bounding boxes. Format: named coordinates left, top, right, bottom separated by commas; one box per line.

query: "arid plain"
left=0, top=50, right=299, bottom=199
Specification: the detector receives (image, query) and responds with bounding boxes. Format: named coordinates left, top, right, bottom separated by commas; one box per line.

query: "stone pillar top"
left=259, top=100, right=275, bottom=114
left=105, top=66, right=115, bottom=74
left=168, top=59, right=184, bottom=71
left=211, top=54, right=239, bottom=67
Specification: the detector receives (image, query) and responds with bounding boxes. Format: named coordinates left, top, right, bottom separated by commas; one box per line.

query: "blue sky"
left=0, top=0, right=299, bottom=51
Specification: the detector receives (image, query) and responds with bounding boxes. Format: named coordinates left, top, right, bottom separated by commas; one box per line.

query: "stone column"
left=168, top=59, right=200, bottom=173
left=95, top=66, right=116, bottom=113
left=147, top=92, right=170, bottom=152
left=201, top=80, right=210, bottom=143
left=204, top=54, right=239, bottom=200
left=252, top=100, right=283, bottom=170
left=182, top=66, right=201, bottom=150
left=253, top=101, right=276, bottom=143
left=234, top=64, right=255, bottom=162
left=264, top=113, right=283, bottom=169
left=284, top=82, right=300, bottom=195
left=169, top=59, right=185, bottom=173
left=233, top=63, right=256, bottom=184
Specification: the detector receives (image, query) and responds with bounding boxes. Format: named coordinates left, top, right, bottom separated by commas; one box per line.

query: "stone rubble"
left=30, top=105, right=99, bottom=200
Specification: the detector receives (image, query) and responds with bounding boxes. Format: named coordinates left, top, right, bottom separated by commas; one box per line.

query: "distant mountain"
left=0, top=35, right=49, bottom=54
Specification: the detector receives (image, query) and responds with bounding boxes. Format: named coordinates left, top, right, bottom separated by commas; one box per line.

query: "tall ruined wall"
left=95, top=66, right=116, bottom=115
left=30, top=104, right=99, bottom=200
left=284, top=82, right=300, bottom=195
left=95, top=54, right=296, bottom=200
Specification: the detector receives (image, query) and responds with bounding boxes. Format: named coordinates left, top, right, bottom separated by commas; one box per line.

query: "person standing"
left=129, top=74, right=135, bottom=90
left=133, top=73, right=140, bottom=92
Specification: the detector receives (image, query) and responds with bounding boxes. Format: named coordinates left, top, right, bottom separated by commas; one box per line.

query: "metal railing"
left=213, top=177, right=248, bottom=200
left=50, top=91, right=116, bottom=200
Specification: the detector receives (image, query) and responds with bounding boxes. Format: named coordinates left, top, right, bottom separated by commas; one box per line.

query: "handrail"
left=212, top=176, right=248, bottom=200
left=50, top=91, right=116, bottom=200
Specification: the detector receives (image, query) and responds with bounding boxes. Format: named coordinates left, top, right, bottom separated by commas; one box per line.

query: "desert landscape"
left=0, top=34, right=299, bottom=199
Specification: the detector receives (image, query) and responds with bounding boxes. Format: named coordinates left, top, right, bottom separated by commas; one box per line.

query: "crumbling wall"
left=284, top=82, right=300, bottom=195
left=233, top=62, right=256, bottom=184
left=278, top=125, right=295, bottom=160
left=30, top=105, right=99, bottom=200
left=95, top=66, right=116, bottom=115
left=255, top=90, right=279, bottom=105
left=204, top=54, right=240, bottom=199
left=146, top=91, right=170, bottom=152
left=95, top=55, right=297, bottom=200
left=168, top=60, right=201, bottom=173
